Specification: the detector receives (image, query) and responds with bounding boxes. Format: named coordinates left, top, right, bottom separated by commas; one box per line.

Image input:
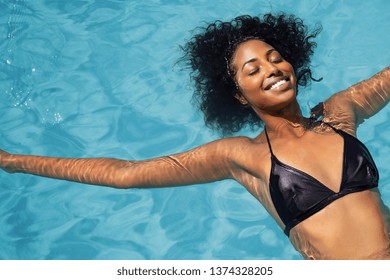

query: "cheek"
left=236, top=75, right=262, bottom=92
left=287, top=65, right=296, bottom=79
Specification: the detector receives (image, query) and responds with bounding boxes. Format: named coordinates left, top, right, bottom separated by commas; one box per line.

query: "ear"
left=234, top=93, right=249, bottom=105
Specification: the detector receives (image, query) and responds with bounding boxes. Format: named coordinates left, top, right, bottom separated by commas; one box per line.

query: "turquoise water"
left=0, top=0, right=389, bottom=260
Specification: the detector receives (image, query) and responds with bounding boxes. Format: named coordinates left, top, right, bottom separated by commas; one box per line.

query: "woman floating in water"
left=1, top=13, right=389, bottom=259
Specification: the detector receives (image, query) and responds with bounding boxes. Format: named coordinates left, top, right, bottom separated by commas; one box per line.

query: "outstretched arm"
left=0, top=138, right=237, bottom=189
left=324, top=66, right=390, bottom=126
left=348, top=66, right=390, bottom=123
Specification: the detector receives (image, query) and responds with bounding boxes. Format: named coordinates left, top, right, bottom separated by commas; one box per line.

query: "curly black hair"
left=181, top=13, right=322, bottom=135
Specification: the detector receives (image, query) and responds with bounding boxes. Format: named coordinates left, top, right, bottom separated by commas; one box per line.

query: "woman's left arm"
left=345, top=66, right=390, bottom=124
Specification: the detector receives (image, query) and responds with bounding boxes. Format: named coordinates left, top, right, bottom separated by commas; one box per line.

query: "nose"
left=264, top=62, right=282, bottom=78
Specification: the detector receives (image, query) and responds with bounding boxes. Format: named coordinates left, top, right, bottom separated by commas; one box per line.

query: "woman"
left=1, top=13, right=389, bottom=259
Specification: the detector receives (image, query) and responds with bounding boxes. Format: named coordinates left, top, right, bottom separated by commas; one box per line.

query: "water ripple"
left=0, top=0, right=389, bottom=260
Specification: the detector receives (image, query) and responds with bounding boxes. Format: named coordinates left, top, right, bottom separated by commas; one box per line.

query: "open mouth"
left=270, top=79, right=287, bottom=89
left=264, top=76, right=290, bottom=90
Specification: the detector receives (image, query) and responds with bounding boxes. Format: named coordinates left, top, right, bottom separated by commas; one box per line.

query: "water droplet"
left=54, top=113, right=63, bottom=123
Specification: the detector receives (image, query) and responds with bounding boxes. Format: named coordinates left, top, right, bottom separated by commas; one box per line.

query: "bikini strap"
left=321, top=121, right=339, bottom=133
left=264, top=127, right=274, bottom=156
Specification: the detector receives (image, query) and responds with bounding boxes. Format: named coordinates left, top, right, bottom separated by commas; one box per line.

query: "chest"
left=237, top=132, right=345, bottom=203
left=270, top=133, right=344, bottom=192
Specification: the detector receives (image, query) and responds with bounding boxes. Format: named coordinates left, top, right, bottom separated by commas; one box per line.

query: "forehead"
left=232, top=39, right=275, bottom=62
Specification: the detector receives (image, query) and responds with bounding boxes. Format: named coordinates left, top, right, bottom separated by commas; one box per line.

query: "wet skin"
left=230, top=40, right=390, bottom=259
left=1, top=40, right=390, bottom=259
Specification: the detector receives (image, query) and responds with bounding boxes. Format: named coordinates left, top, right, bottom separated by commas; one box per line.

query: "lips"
left=264, top=76, right=290, bottom=90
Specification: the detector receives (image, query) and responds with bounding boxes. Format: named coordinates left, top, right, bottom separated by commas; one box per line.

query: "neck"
left=256, top=101, right=310, bottom=135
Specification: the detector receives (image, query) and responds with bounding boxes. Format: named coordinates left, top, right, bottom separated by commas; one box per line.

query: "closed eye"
left=249, top=68, right=259, bottom=76
left=269, top=51, right=284, bottom=63
left=271, top=57, right=283, bottom=63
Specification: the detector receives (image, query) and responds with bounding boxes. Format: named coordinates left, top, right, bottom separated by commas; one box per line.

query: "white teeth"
left=270, top=79, right=287, bottom=90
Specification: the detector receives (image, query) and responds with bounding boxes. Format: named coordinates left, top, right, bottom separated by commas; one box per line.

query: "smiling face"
left=231, top=39, right=297, bottom=115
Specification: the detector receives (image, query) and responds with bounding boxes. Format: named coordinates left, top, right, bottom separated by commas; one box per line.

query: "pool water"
left=0, top=0, right=389, bottom=260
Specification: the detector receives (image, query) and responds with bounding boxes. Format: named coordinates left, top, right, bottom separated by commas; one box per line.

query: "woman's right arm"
left=0, top=138, right=238, bottom=189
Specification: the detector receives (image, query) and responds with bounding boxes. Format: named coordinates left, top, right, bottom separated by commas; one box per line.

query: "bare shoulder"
left=320, top=91, right=357, bottom=135
left=219, top=135, right=259, bottom=146
left=199, top=135, right=260, bottom=162
left=215, top=133, right=270, bottom=179
left=201, top=135, right=259, bottom=149
left=212, top=135, right=265, bottom=154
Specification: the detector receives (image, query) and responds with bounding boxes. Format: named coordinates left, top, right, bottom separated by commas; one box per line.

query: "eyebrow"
left=241, top=48, right=276, bottom=71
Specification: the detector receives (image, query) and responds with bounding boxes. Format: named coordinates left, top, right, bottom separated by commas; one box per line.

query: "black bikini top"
left=264, top=124, right=379, bottom=236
